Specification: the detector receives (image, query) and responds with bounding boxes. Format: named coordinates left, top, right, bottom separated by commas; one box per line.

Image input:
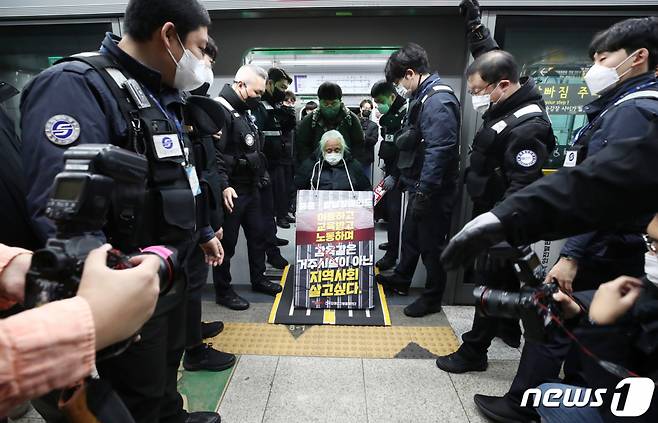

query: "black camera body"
left=473, top=245, right=562, bottom=343
left=24, top=145, right=176, bottom=310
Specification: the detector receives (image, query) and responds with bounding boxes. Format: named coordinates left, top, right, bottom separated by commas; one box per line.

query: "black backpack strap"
left=57, top=53, right=136, bottom=125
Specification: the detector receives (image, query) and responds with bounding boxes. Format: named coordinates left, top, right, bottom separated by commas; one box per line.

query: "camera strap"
left=534, top=294, right=648, bottom=383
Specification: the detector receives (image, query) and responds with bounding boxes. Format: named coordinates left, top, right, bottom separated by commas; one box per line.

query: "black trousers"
left=394, top=189, right=455, bottom=303
left=383, top=185, right=402, bottom=259
left=260, top=182, right=281, bottom=257
left=96, top=301, right=187, bottom=423
left=270, top=164, right=289, bottom=220
left=457, top=260, right=521, bottom=360
left=185, top=243, right=208, bottom=349
left=284, top=163, right=295, bottom=213
left=505, top=255, right=645, bottom=411
left=213, top=189, right=266, bottom=295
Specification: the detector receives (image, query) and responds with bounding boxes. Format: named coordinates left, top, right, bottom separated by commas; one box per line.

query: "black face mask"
left=272, top=87, right=286, bottom=103
left=245, top=96, right=261, bottom=110
left=361, top=109, right=371, bottom=118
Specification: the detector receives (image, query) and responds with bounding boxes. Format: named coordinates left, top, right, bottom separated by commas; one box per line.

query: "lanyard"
left=572, top=81, right=658, bottom=146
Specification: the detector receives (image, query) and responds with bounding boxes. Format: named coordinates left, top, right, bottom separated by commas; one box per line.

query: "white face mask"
left=324, top=152, right=343, bottom=166
left=167, top=34, right=208, bottom=92
left=645, top=252, right=658, bottom=286
left=471, top=94, right=491, bottom=113
left=584, top=51, right=638, bottom=96
left=201, top=65, right=214, bottom=88
left=395, top=84, right=409, bottom=99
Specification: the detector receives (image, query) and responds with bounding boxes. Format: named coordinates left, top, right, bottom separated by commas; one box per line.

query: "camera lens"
left=473, top=286, right=522, bottom=319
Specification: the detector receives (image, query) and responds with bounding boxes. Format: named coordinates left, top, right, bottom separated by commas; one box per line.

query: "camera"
left=24, top=144, right=177, bottom=309
left=473, top=244, right=562, bottom=343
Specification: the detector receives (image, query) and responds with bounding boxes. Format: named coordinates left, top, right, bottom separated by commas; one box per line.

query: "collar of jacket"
left=101, top=32, right=169, bottom=97
left=312, top=104, right=351, bottom=128
left=484, top=76, right=544, bottom=121
left=412, top=73, right=442, bottom=101
left=219, top=83, right=249, bottom=113
left=583, top=72, right=658, bottom=120
left=261, top=90, right=277, bottom=107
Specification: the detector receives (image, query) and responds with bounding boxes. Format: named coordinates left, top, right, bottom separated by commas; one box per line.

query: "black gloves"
left=459, top=0, right=482, bottom=31
left=411, top=192, right=433, bottom=221
left=441, top=212, right=506, bottom=270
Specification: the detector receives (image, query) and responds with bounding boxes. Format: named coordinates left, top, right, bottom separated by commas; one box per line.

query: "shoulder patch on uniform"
left=45, top=115, right=80, bottom=146
left=516, top=150, right=538, bottom=167
left=245, top=133, right=255, bottom=147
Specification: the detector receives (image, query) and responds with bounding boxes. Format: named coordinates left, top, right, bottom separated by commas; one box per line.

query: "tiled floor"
left=12, top=227, right=523, bottom=423
left=13, top=304, right=521, bottom=423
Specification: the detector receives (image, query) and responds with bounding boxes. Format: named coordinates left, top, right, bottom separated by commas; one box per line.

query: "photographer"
left=531, top=214, right=658, bottom=423
left=0, top=244, right=160, bottom=416
left=19, top=0, right=223, bottom=422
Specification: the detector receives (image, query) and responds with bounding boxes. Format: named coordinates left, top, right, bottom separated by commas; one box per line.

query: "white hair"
left=234, top=64, right=267, bottom=84
left=319, top=130, right=348, bottom=153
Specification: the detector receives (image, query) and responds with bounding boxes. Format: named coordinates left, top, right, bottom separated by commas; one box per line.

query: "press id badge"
left=185, top=165, right=202, bottom=196
left=563, top=149, right=578, bottom=168
left=153, top=133, right=183, bottom=159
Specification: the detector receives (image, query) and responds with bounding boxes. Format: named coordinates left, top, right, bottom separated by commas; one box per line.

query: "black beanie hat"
left=317, top=82, right=342, bottom=100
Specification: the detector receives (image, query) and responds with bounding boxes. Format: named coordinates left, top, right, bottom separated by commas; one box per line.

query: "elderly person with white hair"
left=295, top=130, right=371, bottom=191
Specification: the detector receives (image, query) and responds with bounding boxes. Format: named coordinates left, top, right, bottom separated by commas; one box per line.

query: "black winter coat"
left=295, top=156, right=371, bottom=192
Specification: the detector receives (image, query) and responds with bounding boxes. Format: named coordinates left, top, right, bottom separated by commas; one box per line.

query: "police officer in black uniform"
left=20, top=1, right=223, bottom=422
left=357, top=99, right=379, bottom=183
left=212, top=65, right=283, bottom=311
left=436, top=0, right=556, bottom=382
left=251, top=67, right=294, bottom=270
left=370, top=81, right=407, bottom=271
left=376, top=43, right=461, bottom=317
left=181, top=36, right=236, bottom=373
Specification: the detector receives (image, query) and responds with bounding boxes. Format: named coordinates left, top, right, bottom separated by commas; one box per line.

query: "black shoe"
left=435, top=351, right=487, bottom=374
left=276, top=237, right=289, bottom=246
left=473, top=394, right=539, bottom=423
left=285, top=213, right=296, bottom=223
left=276, top=217, right=291, bottom=229
left=215, top=291, right=250, bottom=310
left=376, top=254, right=396, bottom=271
left=403, top=298, right=442, bottom=317
left=201, top=321, right=224, bottom=339
left=267, top=252, right=289, bottom=269
left=252, top=278, right=283, bottom=296
left=184, top=344, right=236, bottom=372
left=378, top=242, right=389, bottom=251
left=375, top=273, right=409, bottom=296
left=186, top=411, right=221, bottom=423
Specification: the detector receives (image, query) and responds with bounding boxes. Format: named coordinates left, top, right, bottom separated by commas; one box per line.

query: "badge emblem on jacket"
left=45, top=114, right=80, bottom=146
left=516, top=150, right=538, bottom=167
left=245, top=134, right=255, bottom=147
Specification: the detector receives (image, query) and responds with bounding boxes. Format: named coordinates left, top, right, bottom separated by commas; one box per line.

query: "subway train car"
left=2, top=1, right=658, bottom=422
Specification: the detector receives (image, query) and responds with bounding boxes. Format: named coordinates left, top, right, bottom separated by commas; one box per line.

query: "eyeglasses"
left=643, top=234, right=657, bottom=253
left=467, top=82, right=494, bottom=97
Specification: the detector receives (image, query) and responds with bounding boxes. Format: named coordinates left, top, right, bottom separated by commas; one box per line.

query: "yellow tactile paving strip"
left=209, top=322, right=459, bottom=359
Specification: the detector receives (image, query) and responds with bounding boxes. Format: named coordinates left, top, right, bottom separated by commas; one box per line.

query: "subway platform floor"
left=13, top=224, right=523, bottom=423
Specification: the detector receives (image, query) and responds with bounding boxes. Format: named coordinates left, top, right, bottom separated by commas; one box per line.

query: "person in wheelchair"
left=295, top=130, right=371, bottom=192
